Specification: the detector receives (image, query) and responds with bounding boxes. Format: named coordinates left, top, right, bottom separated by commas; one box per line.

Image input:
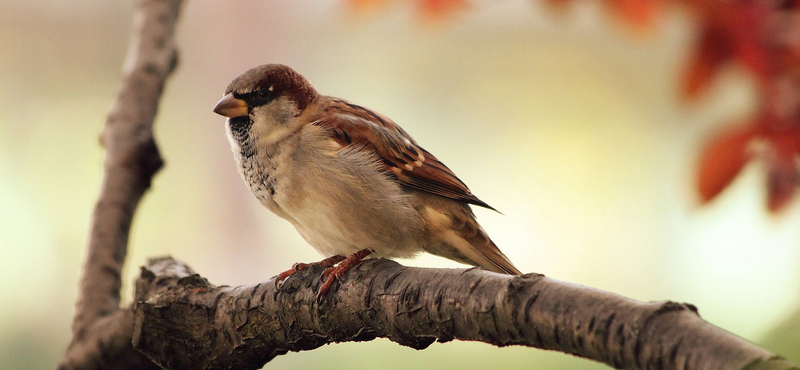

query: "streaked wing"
left=312, top=98, right=495, bottom=210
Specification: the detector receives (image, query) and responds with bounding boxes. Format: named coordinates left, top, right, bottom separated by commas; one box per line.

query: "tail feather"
left=415, top=194, right=522, bottom=275
left=458, top=219, right=521, bottom=275
left=428, top=203, right=521, bottom=275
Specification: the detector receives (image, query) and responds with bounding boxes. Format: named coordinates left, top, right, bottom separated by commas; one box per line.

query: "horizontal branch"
left=132, top=257, right=794, bottom=370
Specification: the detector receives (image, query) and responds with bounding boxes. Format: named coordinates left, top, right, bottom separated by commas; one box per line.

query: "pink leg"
left=317, top=249, right=372, bottom=299
left=276, top=255, right=346, bottom=284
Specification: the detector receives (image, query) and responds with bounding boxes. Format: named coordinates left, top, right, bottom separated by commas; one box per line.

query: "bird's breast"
left=226, top=119, right=284, bottom=215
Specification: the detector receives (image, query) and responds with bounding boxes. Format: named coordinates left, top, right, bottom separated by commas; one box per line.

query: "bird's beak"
left=213, top=93, right=249, bottom=118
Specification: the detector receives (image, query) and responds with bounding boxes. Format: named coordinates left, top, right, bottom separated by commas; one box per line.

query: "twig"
left=57, top=0, right=183, bottom=369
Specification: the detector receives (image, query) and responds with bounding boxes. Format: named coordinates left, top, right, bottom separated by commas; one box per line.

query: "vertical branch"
left=60, top=0, right=183, bottom=369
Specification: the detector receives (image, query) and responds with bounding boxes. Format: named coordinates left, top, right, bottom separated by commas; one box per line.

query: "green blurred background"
left=1, top=0, right=798, bottom=369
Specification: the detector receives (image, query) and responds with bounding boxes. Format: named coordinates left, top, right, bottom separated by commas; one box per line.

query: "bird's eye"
left=247, top=86, right=276, bottom=107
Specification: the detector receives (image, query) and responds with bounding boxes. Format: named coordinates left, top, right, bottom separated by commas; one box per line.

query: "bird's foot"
left=275, top=255, right=346, bottom=287
left=317, top=249, right=372, bottom=301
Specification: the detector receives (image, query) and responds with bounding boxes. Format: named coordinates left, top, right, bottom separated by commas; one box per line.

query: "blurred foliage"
left=355, top=0, right=800, bottom=211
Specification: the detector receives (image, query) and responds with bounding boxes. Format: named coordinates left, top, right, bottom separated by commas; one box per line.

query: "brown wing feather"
left=313, top=98, right=496, bottom=210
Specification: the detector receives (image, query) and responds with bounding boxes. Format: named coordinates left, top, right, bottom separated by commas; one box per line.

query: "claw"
left=314, top=249, right=372, bottom=301
left=275, top=255, right=346, bottom=289
left=317, top=271, right=338, bottom=302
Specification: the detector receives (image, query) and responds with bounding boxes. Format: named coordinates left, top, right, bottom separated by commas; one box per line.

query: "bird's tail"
left=424, top=203, right=522, bottom=275
left=456, top=218, right=521, bottom=275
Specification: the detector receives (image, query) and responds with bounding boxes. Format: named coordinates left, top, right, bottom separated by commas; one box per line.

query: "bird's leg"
left=317, top=249, right=373, bottom=299
left=276, top=255, right=346, bottom=285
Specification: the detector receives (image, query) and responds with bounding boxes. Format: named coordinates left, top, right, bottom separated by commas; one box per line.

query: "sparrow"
left=213, top=64, right=521, bottom=297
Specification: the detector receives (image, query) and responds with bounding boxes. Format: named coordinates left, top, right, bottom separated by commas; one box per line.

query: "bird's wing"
left=312, top=98, right=496, bottom=210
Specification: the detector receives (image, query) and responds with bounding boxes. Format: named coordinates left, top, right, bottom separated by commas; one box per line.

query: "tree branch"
left=58, top=0, right=183, bottom=369
left=131, top=257, right=796, bottom=370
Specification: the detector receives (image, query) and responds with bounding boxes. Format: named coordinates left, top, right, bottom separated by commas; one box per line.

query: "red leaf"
left=764, top=127, right=800, bottom=212
left=417, top=0, right=470, bottom=22
left=766, top=158, right=797, bottom=212
left=607, top=0, right=661, bottom=31
left=682, top=25, right=733, bottom=99
left=697, top=124, right=760, bottom=202
left=681, top=2, right=772, bottom=98
left=727, top=3, right=770, bottom=82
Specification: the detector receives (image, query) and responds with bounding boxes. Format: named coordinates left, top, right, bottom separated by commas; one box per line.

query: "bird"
left=213, top=64, right=521, bottom=297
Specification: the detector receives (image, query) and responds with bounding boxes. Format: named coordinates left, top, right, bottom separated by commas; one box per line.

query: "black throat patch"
left=228, top=116, right=256, bottom=158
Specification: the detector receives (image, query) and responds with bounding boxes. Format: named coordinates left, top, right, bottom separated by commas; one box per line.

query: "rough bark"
left=130, top=257, right=797, bottom=370
left=57, top=0, right=182, bottom=369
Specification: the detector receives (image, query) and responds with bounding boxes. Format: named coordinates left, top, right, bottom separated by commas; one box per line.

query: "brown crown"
left=225, top=64, right=319, bottom=111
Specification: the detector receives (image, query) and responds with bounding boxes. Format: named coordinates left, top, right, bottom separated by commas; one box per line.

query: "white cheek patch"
left=250, top=102, right=295, bottom=143
left=247, top=98, right=313, bottom=155
left=225, top=124, right=237, bottom=149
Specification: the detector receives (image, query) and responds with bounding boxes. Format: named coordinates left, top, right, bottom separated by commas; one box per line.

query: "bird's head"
left=214, top=64, right=319, bottom=145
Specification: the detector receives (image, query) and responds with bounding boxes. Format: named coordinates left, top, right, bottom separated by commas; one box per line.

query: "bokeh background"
left=2, top=0, right=799, bottom=369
